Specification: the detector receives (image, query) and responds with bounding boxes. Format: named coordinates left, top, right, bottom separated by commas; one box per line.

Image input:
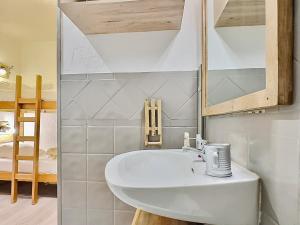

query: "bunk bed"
left=0, top=75, right=57, bottom=204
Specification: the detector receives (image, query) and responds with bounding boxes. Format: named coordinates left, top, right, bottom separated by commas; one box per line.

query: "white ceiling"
left=0, top=0, right=57, bottom=42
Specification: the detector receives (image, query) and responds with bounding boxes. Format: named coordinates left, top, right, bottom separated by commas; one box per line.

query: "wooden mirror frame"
left=201, top=0, right=294, bottom=116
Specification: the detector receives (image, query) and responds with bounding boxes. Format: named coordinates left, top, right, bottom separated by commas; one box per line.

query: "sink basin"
left=105, top=149, right=259, bottom=225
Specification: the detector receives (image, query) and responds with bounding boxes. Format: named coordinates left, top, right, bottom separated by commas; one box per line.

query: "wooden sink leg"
left=131, top=209, right=201, bottom=225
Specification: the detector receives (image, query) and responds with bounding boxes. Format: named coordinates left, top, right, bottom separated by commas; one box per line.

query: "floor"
left=0, top=182, right=57, bottom=225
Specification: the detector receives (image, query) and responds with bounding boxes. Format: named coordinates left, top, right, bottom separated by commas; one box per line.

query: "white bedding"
left=0, top=157, right=57, bottom=174
left=0, top=142, right=48, bottom=159
left=0, top=142, right=57, bottom=174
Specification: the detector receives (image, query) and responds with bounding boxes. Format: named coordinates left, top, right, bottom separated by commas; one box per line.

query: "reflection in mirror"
left=206, top=0, right=266, bottom=107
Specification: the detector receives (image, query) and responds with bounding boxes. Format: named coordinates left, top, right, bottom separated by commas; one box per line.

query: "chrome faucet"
left=183, top=133, right=232, bottom=177
left=182, top=132, right=207, bottom=160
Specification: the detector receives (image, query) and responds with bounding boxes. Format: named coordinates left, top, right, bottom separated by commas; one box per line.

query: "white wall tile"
left=61, top=74, right=87, bottom=80
left=87, top=154, right=113, bottom=182
left=62, top=101, right=88, bottom=120
left=114, top=197, right=135, bottom=211
left=226, top=132, right=249, bottom=167
left=133, top=73, right=168, bottom=96
left=95, top=101, right=128, bottom=120
left=153, top=79, right=190, bottom=117
left=208, top=111, right=300, bottom=217
left=60, top=80, right=90, bottom=119
left=62, top=119, right=86, bottom=126
left=62, top=181, right=87, bottom=209
left=60, top=71, right=199, bottom=225
left=62, top=208, right=86, bottom=225
left=75, top=80, right=110, bottom=119
left=62, top=154, right=87, bottom=181
left=61, top=126, right=86, bottom=153
left=114, top=119, right=142, bottom=127
left=162, top=127, right=197, bottom=149
left=61, top=80, right=88, bottom=109
left=207, top=97, right=300, bottom=225
left=87, top=73, right=114, bottom=80
left=115, top=127, right=143, bottom=154
left=87, top=210, right=113, bottom=225
left=88, top=127, right=114, bottom=154
left=173, top=75, right=198, bottom=97
left=98, top=80, right=127, bottom=98
left=248, top=135, right=299, bottom=225
left=109, top=82, right=147, bottom=119
left=114, top=211, right=135, bottom=225
left=172, top=93, right=197, bottom=120
left=87, top=182, right=114, bottom=210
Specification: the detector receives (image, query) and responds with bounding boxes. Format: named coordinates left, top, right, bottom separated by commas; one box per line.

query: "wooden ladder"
left=11, top=75, right=42, bottom=205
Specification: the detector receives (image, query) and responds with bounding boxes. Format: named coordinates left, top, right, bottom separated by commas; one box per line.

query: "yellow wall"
left=0, top=34, right=56, bottom=90
left=19, top=41, right=57, bottom=89
left=0, top=35, right=21, bottom=81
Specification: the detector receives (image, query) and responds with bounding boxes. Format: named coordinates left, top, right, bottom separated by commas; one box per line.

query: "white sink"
left=105, top=149, right=259, bottom=225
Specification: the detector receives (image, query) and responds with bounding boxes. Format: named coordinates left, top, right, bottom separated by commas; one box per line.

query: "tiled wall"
left=60, top=71, right=198, bottom=225
left=206, top=2, right=300, bottom=225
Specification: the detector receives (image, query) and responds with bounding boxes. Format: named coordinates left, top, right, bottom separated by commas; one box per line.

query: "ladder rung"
left=18, top=98, right=36, bottom=104
left=15, top=173, right=33, bottom=181
left=16, top=155, right=34, bottom=161
left=17, top=136, right=35, bottom=142
left=18, top=117, right=36, bottom=122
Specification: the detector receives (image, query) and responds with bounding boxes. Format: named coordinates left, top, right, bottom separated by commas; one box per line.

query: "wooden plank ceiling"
left=214, top=0, right=265, bottom=27
left=60, top=0, right=185, bottom=34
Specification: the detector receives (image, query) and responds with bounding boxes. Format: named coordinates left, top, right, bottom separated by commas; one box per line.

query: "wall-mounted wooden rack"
left=214, top=0, right=265, bottom=27
left=144, top=99, right=162, bottom=146
left=60, top=0, right=185, bottom=34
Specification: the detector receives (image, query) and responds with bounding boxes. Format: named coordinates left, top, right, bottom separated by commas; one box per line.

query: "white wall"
left=61, top=14, right=111, bottom=74
left=207, top=0, right=265, bottom=70
left=62, top=0, right=201, bottom=74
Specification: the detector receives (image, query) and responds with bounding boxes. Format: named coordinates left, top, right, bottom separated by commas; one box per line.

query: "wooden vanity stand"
left=132, top=209, right=199, bottom=225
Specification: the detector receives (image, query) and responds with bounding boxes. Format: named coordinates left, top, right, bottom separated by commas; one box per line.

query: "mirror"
left=201, top=0, right=293, bottom=116
left=207, top=0, right=266, bottom=106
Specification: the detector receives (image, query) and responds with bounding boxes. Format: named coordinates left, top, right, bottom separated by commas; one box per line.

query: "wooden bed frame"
left=0, top=100, right=56, bottom=111
left=0, top=75, right=57, bottom=204
left=0, top=172, right=57, bottom=184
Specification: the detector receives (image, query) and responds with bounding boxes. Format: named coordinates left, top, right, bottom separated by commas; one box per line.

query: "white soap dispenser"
left=183, top=132, right=190, bottom=148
